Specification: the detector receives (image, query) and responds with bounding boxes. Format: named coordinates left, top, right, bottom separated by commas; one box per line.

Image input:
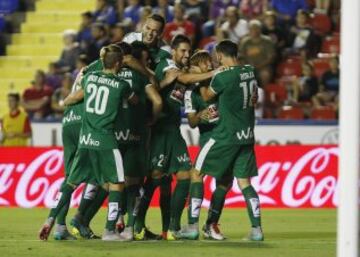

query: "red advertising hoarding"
left=0, top=146, right=338, bottom=208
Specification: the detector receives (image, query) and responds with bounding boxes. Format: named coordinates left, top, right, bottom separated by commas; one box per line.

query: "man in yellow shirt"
left=1, top=93, right=32, bottom=146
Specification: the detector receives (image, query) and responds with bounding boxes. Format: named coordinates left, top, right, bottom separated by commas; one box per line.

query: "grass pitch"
left=0, top=208, right=336, bottom=257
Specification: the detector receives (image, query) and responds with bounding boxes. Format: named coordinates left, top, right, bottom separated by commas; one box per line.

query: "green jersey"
left=184, top=87, right=219, bottom=142
left=154, top=58, right=186, bottom=131
left=209, top=65, right=257, bottom=145
left=123, top=32, right=171, bottom=70
left=62, top=78, right=83, bottom=127
left=83, top=59, right=103, bottom=75
left=114, top=67, right=151, bottom=144
left=79, top=70, right=133, bottom=150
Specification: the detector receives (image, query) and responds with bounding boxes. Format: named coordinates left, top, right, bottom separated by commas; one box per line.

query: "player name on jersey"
left=88, top=74, right=121, bottom=88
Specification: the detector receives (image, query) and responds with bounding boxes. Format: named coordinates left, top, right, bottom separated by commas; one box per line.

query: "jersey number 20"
left=86, top=84, right=109, bottom=115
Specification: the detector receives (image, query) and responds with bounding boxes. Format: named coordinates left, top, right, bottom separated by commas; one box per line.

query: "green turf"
left=0, top=208, right=336, bottom=257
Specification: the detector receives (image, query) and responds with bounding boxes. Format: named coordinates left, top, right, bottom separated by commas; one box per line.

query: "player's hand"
left=164, top=68, right=180, bottom=84
left=199, top=109, right=210, bottom=122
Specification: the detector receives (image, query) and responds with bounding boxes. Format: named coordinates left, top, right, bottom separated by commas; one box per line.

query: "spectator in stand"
left=240, top=0, right=269, bottom=19
left=0, top=93, right=32, bottom=146
left=270, top=0, right=308, bottom=26
left=312, top=55, right=339, bottom=109
left=77, top=11, right=93, bottom=51
left=86, top=22, right=110, bottom=62
left=45, top=62, right=62, bottom=90
left=153, top=0, right=174, bottom=22
left=239, top=19, right=275, bottom=85
left=22, top=70, right=53, bottom=120
left=51, top=73, right=72, bottom=119
left=314, top=0, right=331, bottom=14
left=286, top=9, right=319, bottom=58
left=135, top=6, right=152, bottom=32
left=291, top=62, right=319, bottom=103
left=123, top=0, right=142, bottom=26
left=110, top=22, right=126, bottom=43
left=72, top=54, right=89, bottom=79
left=163, top=4, right=195, bottom=44
left=93, top=0, right=117, bottom=26
left=209, top=0, right=240, bottom=20
left=57, top=29, right=81, bottom=72
left=216, top=6, right=248, bottom=44
left=262, top=11, right=286, bottom=59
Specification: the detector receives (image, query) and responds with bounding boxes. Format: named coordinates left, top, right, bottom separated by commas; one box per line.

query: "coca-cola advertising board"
left=0, top=146, right=338, bottom=208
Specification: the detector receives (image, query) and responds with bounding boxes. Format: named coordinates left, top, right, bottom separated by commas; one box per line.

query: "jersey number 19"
left=239, top=79, right=257, bottom=109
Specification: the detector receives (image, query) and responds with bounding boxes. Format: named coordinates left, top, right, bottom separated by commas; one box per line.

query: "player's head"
left=131, top=41, right=151, bottom=67
left=142, top=14, right=165, bottom=46
left=115, top=41, right=133, bottom=56
left=7, top=92, right=20, bottom=111
left=215, top=40, right=238, bottom=65
left=190, top=50, right=213, bottom=73
left=102, top=44, right=124, bottom=72
left=171, top=34, right=191, bottom=68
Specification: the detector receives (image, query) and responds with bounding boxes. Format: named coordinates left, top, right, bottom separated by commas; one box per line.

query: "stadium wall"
left=0, top=145, right=338, bottom=208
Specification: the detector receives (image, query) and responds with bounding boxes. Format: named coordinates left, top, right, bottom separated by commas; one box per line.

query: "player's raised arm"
left=145, top=84, right=163, bottom=122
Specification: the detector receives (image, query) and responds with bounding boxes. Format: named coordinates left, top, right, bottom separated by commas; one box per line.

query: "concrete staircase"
left=0, top=0, right=94, bottom=117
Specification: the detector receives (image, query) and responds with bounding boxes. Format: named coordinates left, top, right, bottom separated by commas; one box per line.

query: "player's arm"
left=145, top=84, right=163, bottom=122
left=123, top=55, right=159, bottom=89
left=127, top=92, right=139, bottom=105
left=201, top=86, right=217, bottom=102
left=177, top=69, right=217, bottom=85
left=159, top=68, right=180, bottom=89
left=63, top=88, right=84, bottom=106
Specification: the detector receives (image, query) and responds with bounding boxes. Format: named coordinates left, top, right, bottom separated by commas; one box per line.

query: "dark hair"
left=171, top=34, right=191, bottom=49
left=8, top=93, right=20, bottom=102
left=147, top=13, right=166, bottom=32
left=102, top=44, right=123, bottom=69
left=115, top=41, right=132, bottom=55
left=131, top=41, right=149, bottom=61
left=190, top=50, right=211, bottom=66
left=77, top=54, right=89, bottom=65
left=92, top=22, right=106, bottom=33
left=82, top=11, right=93, bottom=19
left=215, top=40, right=238, bottom=58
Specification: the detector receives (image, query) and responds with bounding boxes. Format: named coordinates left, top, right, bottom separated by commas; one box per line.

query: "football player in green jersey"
left=134, top=35, right=222, bottom=240
left=39, top=45, right=137, bottom=241
left=194, top=40, right=264, bottom=241
left=181, top=50, right=233, bottom=240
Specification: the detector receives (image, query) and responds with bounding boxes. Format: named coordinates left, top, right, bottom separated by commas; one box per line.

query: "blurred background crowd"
left=0, top=0, right=341, bottom=122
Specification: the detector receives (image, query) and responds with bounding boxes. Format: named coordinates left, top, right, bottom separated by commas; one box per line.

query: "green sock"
left=75, top=184, right=98, bottom=221
left=134, top=178, right=161, bottom=233
left=126, top=184, right=140, bottom=227
left=105, top=190, right=122, bottom=231
left=160, top=175, right=172, bottom=232
left=206, top=186, right=228, bottom=225
left=119, top=187, right=127, bottom=216
left=242, top=185, right=261, bottom=227
left=188, top=182, right=203, bottom=224
left=56, top=204, right=69, bottom=225
left=83, top=187, right=108, bottom=227
left=49, top=184, right=74, bottom=219
left=169, top=179, right=190, bottom=231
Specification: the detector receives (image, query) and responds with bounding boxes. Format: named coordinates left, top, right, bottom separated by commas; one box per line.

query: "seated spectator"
left=86, top=23, right=110, bottom=62
left=45, top=62, right=62, bottom=90
left=182, top=0, right=208, bottom=45
left=0, top=93, right=32, bottom=146
left=163, top=4, right=195, bottom=44
left=123, top=0, right=142, bottom=26
left=153, top=0, right=174, bottom=22
left=209, top=0, right=240, bottom=20
left=111, top=23, right=126, bottom=43
left=270, top=0, right=308, bottom=26
left=262, top=11, right=286, bottom=56
left=240, top=0, right=269, bottom=19
left=57, top=29, right=81, bottom=72
left=77, top=11, right=93, bottom=50
left=51, top=73, right=72, bottom=119
left=22, top=70, right=53, bottom=120
left=314, top=0, right=331, bottom=14
left=135, top=6, right=152, bottom=32
left=216, top=6, right=248, bottom=44
left=239, top=19, right=276, bottom=85
left=286, top=9, right=319, bottom=57
left=312, top=55, right=339, bottom=109
left=291, top=62, right=319, bottom=103
left=93, top=0, right=117, bottom=26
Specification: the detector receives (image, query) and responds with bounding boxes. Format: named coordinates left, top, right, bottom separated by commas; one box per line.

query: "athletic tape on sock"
left=249, top=198, right=260, bottom=218
left=191, top=198, right=202, bottom=218
left=51, top=192, right=62, bottom=208
left=108, top=202, right=119, bottom=221
left=84, top=184, right=98, bottom=200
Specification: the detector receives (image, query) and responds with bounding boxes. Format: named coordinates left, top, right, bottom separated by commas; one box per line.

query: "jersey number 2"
left=86, top=84, right=109, bottom=115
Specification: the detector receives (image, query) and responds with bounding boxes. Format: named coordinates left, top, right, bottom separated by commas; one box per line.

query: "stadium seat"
left=310, top=14, right=332, bottom=35
left=264, top=83, right=288, bottom=105
left=311, top=106, right=337, bottom=120
left=312, top=58, right=330, bottom=78
left=278, top=106, right=305, bottom=120
left=277, top=58, right=302, bottom=77
left=321, top=36, right=340, bottom=54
